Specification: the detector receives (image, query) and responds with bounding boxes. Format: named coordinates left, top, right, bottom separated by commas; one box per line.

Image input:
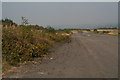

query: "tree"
left=21, top=16, right=29, bottom=25
left=1, top=18, right=16, bottom=27
left=46, top=26, right=55, bottom=33
left=94, top=29, right=97, bottom=32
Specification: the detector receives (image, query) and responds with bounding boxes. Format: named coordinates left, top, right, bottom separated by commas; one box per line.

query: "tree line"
left=0, top=16, right=29, bottom=27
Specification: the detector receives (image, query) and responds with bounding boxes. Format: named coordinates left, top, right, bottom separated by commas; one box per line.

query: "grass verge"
left=2, top=25, right=71, bottom=72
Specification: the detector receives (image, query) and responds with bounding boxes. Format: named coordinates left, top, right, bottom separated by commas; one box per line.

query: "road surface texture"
left=3, top=32, right=118, bottom=78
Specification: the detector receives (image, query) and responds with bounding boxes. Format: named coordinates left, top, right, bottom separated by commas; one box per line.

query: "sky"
left=1, top=0, right=120, bottom=2
left=2, top=2, right=118, bottom=29
left=0, top=1, right=1, bottom=20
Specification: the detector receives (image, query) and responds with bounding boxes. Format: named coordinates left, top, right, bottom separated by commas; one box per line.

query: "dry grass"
left=2, top=25, right=70, bottom=72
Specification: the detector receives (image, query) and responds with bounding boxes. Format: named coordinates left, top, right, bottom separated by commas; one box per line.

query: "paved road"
left=3, top=32, right=118, bottom=78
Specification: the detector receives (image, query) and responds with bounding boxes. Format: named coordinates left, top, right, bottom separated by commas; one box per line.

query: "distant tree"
left=2, top=18, right=16, bottom=27
left=94, top=29, right=97, bottom=31
left=0, top=20, right=2, bottom=25
left=93, top=29, right=98, bottom=33
left=46, top=26, right=56, bottom=33
left=63, top=29, right=71, bottom=33
left=34, top=25, right=44, bottom=30
left=21, top=16, right=29, bottom=25
left=86, top=29, right=90, bottom=31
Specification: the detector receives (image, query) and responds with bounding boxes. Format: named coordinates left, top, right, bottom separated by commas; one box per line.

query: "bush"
left=45, top=26, right=56, bottom=33
left=49, top=34, right=68, bottom=42
left=2, top=18, right=17, bottom=27
left=2, top=25, right=69, bottom=70
left=2, top=26, right=51, bottom=66
left=63, top=29, right=71, bottom=34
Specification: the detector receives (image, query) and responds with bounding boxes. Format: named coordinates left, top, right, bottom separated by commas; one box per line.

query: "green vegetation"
left=45, top=26, right=56, bottom=33
left=2, top=19, right=71, bottom=71
left=110, top=34, right=120, bottom=36
left=1, top=18, right=17, bottom=27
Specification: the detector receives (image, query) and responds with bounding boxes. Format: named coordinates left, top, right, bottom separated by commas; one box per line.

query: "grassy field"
left=110, top=34, right=120, bottom=36
left=2, top=25, right=71, bottom=72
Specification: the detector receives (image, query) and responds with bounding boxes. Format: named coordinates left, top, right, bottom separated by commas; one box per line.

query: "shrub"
left=2, top=26, right=51, bottom=66
left=45, top=26, right=56, bottom=33
left=49, top=34, right=68, bottom=42
left=2, top=25, right=69, bottom=70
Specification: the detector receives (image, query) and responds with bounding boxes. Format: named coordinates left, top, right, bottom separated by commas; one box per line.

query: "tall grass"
left=2, top=25, right=70, bottom=71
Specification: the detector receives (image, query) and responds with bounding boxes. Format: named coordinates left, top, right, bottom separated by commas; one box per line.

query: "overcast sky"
left=0, top=1, right=1, bottom=20
left=1, top=0, right=119, bottom=2
left=2, top=2, right=118, bottom=29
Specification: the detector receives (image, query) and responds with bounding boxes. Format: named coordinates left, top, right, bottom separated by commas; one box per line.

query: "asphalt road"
left=3, top=32, right=118, bottom=78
